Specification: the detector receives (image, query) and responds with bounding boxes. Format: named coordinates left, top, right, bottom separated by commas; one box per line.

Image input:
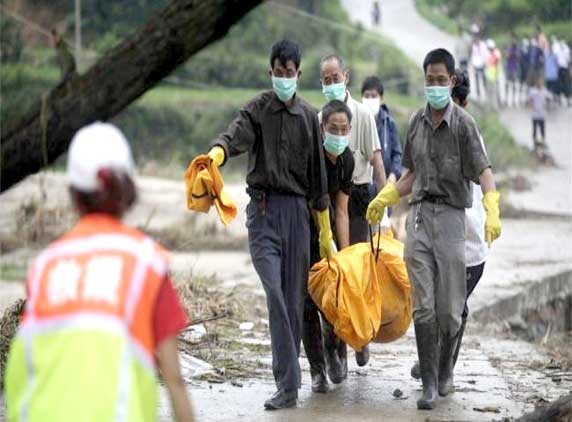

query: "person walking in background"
left=485, top=39, right=502, bottom=109
left=204, top=40, right=334, bottom=410
left=527, top=37, right=545, bottom=87
left=410, top=68, right=490, bottom=385
left=471, top=35, right=488, bottom=100
left=555, top=38, right=572, bottom=106
left=303, top=100, right=355, bottom=394
left=366, top=48, right=501, bottom=411
left=361, top=75, right=402, bottom=202
left=455, top=25, right=472, bottom=72
left=505, top=33, right=520, bottom=107
left=519, top=37, right=531, bottom=105
left=527, top=78, right=553, bottom=162
left=5, top=122, right=194, bottom=422
left=319, top=53, right=386, bottom=372
left=371, top=0, right=381, bottom=27
left=544, top=43, right=560, bottom=101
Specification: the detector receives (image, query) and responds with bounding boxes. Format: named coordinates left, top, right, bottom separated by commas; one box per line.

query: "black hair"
left=361, top=76, right=384, bottom=96
left=319, top=54, right=347, bottom=72
left=270, top=40, right=301, bottom=69
left=452, top=68, right=470, bottom=104
left=423, top=48, right=455, bottom=76
left=322, top=100, right=353, bottom=124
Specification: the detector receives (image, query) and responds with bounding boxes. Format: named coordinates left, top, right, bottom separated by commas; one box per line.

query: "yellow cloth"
left=482, top=190, right=501, bottom=247
left=308, top=233, right=412, bottom=350
left=184, top=154, right=237, bottom=226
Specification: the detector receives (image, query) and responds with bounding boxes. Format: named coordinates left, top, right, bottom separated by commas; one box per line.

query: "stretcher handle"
left=368, top=224, right=382, bottom=262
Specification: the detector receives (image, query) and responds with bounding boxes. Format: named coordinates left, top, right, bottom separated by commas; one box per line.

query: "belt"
left=422, top=195, right=448, bottom=204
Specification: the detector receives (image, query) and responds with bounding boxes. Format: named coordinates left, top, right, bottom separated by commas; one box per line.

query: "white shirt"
left=471, top=40, right=488, bottom=69
left=556, top=42, right=571, bottom=68
left=465, top=182, right=487, bottom=267
left=318, top=91, right=381, bottom=185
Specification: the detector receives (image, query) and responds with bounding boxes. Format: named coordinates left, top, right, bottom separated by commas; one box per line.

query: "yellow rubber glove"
left=208, top=146, right=225, bottom=167
left=366, top=183, right=400, bottom=224
left=482, top=190, right=501, bottom=247
left=316, top=208, right=335, bottom=260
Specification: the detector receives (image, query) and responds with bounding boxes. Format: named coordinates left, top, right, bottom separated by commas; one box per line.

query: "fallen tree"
left=0, top=0, right=263, bottom=192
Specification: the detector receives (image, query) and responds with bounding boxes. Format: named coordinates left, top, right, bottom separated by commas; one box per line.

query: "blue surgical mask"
left=425, top=85, right=451, bottom=110
left=322, top=82, right=346, bottom=101
left=272, top=76, right=297, bottom=102
left=323, top=132, right=349, bottom=156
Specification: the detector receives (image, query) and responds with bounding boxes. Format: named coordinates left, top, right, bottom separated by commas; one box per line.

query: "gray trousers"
left=246, top=193, right=310, bottom=391
left=404, top=202, right=467, bottom=336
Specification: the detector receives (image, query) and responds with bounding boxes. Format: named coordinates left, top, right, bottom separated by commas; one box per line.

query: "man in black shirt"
left=203, top=40, right=333, bottom=410
left=303, top=100, right=355, bottom=394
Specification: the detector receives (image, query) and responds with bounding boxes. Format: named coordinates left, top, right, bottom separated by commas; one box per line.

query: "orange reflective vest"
left=5, top=214, right=168, bottom=422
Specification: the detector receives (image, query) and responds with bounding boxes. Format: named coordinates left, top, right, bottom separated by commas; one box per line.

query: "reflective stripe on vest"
left=15, top=231, right=166, bottom=422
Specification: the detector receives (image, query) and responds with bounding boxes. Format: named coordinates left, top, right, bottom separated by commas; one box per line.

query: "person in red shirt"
left=5, top=122, right=193, bottom=421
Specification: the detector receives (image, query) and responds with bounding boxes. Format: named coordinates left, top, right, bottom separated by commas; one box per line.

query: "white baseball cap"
left=486, top=39, right=496, bottom=49
left=67, top=122, right=134, bottom=192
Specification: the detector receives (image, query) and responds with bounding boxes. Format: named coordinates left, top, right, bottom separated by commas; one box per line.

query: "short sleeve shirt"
left=402, top=102, right=491, bottom=209
left=153, top=276, right=189, bottom=347
left=325, top=147, right=354, bottom=197
left=319, top=92, right=381, bottom=186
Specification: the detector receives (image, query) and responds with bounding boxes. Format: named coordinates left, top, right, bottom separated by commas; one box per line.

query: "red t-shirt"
left=153, top=276, right=189, bottom=347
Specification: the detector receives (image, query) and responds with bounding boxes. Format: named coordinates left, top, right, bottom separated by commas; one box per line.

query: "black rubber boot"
left=439, top=323, right=463, bottom=396
left=302, top=297, right=329, bottom=393
left=414, top=321, right=439, bottom=410
left=323, top=320, right=346, bottom=384
left=355, top=344, right=370, bottom=366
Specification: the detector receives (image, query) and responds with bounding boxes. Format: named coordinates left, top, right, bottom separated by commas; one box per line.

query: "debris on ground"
left=473, top=406, right=502, bottom=413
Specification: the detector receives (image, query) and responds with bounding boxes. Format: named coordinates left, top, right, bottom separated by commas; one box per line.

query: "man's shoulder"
left=246, top=91, right=273, bottom=108
left=451, top=103, right=476, bottom=127
left=296, top=95, right=319, bottom=114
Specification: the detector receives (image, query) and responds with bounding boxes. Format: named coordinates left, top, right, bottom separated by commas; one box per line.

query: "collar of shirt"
left=269, top=91, right=305, bottom=115
left=345, top=90, right=358, bottom=114
left=421, top=100, right=454, bottom=128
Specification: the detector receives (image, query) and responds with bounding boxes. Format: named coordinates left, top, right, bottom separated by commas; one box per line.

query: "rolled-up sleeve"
left=210, top=99, right=259, bottom=164
left=364, top=112, right=382, bottom=161
left=461, top=117, right=491, bottom=183
left=308, top=113, right=330, bottom=211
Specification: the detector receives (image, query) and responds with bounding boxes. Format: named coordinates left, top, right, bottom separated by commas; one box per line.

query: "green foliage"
left=416, top=0, right=571, bottom=40
left=472, top=107, right=532, bottom=169
left=0, top=15, right=24, bottom=62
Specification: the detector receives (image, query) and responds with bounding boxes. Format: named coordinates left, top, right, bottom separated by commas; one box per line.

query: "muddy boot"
left=410, top=361, right=421, bottom=380
left=302, top=298, right=329, bottom=393
left=438, top=328, right=461, bottom=397
left=415, top=321, right=439, bottom=410
left=323, top=320, right=345, bottom=384
left=355, top=344, right=370, bottom=366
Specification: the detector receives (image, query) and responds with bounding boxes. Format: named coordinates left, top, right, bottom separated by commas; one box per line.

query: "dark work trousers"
left=532, top=118, right=545, bottom=142
left=303, top=219, right=343, bottom=376
left=463, top=263, right=485, bottom=319
left=246, top=192, right=310, bottom=392
left=348, top=183, right=371, bottom=244
left=404, top=201, right=467, bottom=337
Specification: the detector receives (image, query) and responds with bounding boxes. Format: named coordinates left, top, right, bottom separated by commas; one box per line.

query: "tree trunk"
left=0, top=0, right=263, bottom=192
left=516, top=394, right=572, bottom=422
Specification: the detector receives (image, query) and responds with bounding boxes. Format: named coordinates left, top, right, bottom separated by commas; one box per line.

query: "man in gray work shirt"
left=202, top=40, right=334, bottom=410
left=367, top=48, right=502, bottom=411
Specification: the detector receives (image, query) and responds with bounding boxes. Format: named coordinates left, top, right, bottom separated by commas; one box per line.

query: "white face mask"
left=362, top=97, right=380, bottom=115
